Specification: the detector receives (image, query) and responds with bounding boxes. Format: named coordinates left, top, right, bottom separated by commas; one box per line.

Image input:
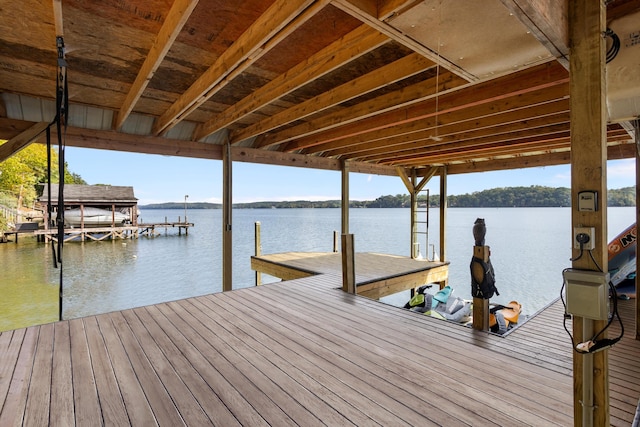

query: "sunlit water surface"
left=1, top=207, right=635, bottom=331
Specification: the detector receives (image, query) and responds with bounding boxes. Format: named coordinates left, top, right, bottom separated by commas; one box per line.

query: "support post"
left=222, top=143, right=232, bottom=292
left=440, top=166, right=447, bottom=263
left=635, top=119, right=640, bottom=340
left=569, top=1, right=608, bottom=425
left=342, top=233, right=356, bottom=294
left=410, top=168, right=418, bottom=258
left=255, top=221, right=262, bottom=286
left=341, top=160, right=349, bottom=235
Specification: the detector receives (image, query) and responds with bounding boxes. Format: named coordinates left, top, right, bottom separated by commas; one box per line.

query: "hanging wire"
left=605, top=28, right=620, bottom=64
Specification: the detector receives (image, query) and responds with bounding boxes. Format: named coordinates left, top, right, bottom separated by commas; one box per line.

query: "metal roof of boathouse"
left=38, top=184, right=137, bottom=206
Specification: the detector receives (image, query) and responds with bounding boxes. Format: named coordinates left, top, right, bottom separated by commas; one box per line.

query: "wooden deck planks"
left=254, top=280, right=573, bottom=425
left=0, top=272, right=638, bottom=426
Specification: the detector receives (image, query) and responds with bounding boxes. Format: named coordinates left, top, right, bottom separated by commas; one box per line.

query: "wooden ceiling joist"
left=303, top=91, right=571, bottom=157
left=256, top=70, right=466, bottom=150
left=151, top=0, right=326, bottom=136
left=114, top=0, right=199, bottom=131
left=0, top=121, right=50, bottom=162
left=232, top=52, right=434, bottom=144
left=196, top=25, right=388, bottom=142
left=282, top=61, right=568, bottom=153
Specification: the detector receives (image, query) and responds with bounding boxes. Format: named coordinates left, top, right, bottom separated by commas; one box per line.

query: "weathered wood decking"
left=1, top=272, right=638, bottom=426
left=252, top=252, right=450, bottom=299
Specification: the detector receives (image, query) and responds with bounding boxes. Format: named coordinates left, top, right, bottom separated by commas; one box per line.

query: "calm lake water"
left=1, top=207, right=636, bottom=332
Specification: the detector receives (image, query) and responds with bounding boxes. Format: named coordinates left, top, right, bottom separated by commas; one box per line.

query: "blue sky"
left=64, top=147, right=637, bottom=205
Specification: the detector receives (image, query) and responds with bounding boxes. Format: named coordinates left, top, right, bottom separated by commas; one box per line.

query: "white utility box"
left=563, top=269, right=610, bottom=320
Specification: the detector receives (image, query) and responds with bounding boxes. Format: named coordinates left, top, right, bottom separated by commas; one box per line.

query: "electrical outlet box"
left=563, top=269, right=609, bottom=320
left=573, top=227, right=595, bottom=250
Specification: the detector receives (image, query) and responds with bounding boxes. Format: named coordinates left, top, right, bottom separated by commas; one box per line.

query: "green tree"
left=0, top=142, right=86, bottom=209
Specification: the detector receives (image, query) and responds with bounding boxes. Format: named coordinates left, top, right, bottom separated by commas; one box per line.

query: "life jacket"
left=470, top=256, right=499, bottom=299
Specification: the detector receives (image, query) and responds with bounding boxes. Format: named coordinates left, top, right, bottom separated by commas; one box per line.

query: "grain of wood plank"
left=143, top=305, right=268, bottom=425
left=23, top=324, right=53, bottom=426
left=197, top=294, right=390, bottom=426
left=219, top=290, right=491, bottom=426
left=262, top=282, right=572, bottom=410
left=0, top=330, right=25, bottom=412
left=119, top=309, right=213, bottom=426
left=235, top=287, right=571, bottom=425
left=169, top=299, right=323, bottom=426
left=133, top=306, right=242, bottom=426
left=109, top=312, right=186, bottom=426
left=68, top=318, right=102, bottom=426
left=0, top=327, right=37, bottom=426
left=82, top=316, right=130, bottom=425
left=50, top=322, right=74, bottom=426
left=185, top=297, right=364, bottom=426
left=209, top=293, right=427, bottom=426
left=95, top=314, right=157, bottom=425
left=153, top=302, right=289, bottom=426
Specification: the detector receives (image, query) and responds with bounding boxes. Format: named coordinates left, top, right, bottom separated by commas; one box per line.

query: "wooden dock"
left=251, top=252, right=449, bottom=299
left=1, top=272, right=638, bottom=426
left=1, top=221, right=194, bottom=243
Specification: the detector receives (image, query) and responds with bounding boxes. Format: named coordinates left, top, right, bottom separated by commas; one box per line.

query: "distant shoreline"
left=141, top=185, right=636, bottom=210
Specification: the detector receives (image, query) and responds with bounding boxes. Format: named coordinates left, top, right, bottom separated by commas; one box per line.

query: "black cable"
left=46, top=126, right=58, bottom=268
left=605, top=28, right=620, bottom=64
left=55, top=35, right=68, bottom=321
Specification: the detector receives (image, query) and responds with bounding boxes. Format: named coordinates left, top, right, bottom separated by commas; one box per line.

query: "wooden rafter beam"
left=387, top=129, right=631, bottom=167
left=331, top=0, right=475, bottom=81
left=152, top=0, right=325, bottom=136
left=303, top=91, right=570, bottom=156
left=280, top=61, right=568, bottom=152
left=114, top=0, right=199, bottom=131
left=195, top=25, right=388, bottom=142
left=446, top=142, right=636, bottom=175
left=0, top=122, right=50, bottom=161
left=348, top=110, right=571, bottom=160
left=256, top=70, right=467, bottom=149
left=232, top=52, right=434, bottom=144
left=499, top=0, right=569, bottom=66
left=0, top=120, right=396, bottom=175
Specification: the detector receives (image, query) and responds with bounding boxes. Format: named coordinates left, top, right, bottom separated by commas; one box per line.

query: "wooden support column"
left=569, top=1, right=608, bottom=425
left=222, top=143, right=233, bottom=292
left=341, top=160, right=350, bottom=234
left=635, top=120, right=640, bottom=340
left=439, top=166, right=447, bottom=264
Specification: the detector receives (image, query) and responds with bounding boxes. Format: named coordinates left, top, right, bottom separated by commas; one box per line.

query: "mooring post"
left=342, top=233, right=356, bottom=294
left=255, top=221, right=262, bottom=286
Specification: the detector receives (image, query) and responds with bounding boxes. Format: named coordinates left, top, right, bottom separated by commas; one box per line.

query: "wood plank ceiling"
left=0, top=0, right=638, bottom=177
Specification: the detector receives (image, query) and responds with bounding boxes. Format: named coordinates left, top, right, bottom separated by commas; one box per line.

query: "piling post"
left=255, top=221, right=262, bottom=286
left=342, top=233, right=356, bottom=294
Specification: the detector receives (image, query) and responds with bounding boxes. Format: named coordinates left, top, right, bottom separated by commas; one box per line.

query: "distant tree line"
left=141, top=186, right=636, bottom=209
